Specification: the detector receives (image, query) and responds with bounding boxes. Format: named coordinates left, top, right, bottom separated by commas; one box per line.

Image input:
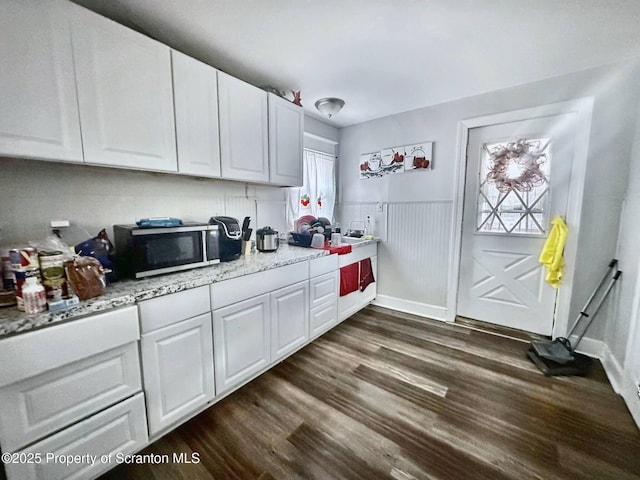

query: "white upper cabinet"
left=218, top=72, right=269, bottom=183
left=172, top=51, right=221, bottom=178
left=70, top=4, right=177, bottom=172
left=268, top=94, right=304, bottom=186
left=0, top=0, right=83, bottom=162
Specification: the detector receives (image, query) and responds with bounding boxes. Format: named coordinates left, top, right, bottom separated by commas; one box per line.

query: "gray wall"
left=337, top=58, right=640, bottom=339
left=0, top=157, right=285, bottom=246
left=607, top=98, right=640, bottom=366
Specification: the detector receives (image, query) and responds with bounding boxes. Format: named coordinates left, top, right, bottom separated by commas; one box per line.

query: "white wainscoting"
left=337, top=201, right=453, bottom=321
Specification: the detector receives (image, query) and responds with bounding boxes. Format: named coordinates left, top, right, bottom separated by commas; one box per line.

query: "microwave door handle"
left=202, top=230, right=208, bottom=263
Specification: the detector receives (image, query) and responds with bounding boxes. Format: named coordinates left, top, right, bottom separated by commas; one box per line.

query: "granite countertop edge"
left=0, top=240, right=378, bottom=339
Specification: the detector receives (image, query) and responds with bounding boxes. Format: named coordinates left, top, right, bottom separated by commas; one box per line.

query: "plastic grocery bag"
left=64, top=256, right=106, bottom=300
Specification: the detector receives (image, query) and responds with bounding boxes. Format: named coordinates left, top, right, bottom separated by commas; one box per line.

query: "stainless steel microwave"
left=113, top=223, right=220, bottom=279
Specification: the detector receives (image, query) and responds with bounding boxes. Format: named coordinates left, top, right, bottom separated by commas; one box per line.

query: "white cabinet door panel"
left=310, top=300, right=338, bottom=339
left=268, top=94, right=304, bottom=186
left=5, top=393, right=148, bottom=480
left=310, top=271, right=338, bottom=310
left=0, top=342, right=141, bottom=452
left=0, top=0, right=82, bottom=162
left=213, top=294, right=270, bottom=394
left=71, top=4, right=177, bottom=171
left=141, top=313, right=214, bottom=435
left=172, top=50, right=221, bottom=178
left=271, top=281, right=309, bottom=362
left=218, top=72, right=269, bottom=183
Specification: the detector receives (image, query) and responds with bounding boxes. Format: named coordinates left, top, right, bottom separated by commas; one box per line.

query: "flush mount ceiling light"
left=314, top=97, right=345, bottom=118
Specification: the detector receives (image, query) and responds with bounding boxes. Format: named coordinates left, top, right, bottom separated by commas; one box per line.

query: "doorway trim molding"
left=447, top=98, right=594, bottom=339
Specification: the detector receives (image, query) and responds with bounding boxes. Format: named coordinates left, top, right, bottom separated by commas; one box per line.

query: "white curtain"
left=286, top=149, right=336, bottom=230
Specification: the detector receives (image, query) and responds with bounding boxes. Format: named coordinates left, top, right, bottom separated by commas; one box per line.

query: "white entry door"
left=457, top=114, right=578, bottom=335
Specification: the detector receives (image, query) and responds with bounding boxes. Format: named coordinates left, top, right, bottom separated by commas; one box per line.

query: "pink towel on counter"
left=359, top=257, right=375, bottom=292
left=340, top=263, right=359, bottom=297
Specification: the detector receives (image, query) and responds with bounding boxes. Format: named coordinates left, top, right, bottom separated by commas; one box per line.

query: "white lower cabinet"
left=140, top=313, right=214, bottom=436
left=271, top=281, right=309, bottom=362
left=309, top=256, right=339, bottom=339
left=0, top=307, right=141, bottom=453
left=0, top=306, right=146, bottom=480
left=4, top=393, right=148, bottom=480
left=213, top=294, right=271, bottom=395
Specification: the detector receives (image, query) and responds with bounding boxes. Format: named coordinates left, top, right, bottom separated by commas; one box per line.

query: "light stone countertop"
left=0, top=239, right=378, bottom=339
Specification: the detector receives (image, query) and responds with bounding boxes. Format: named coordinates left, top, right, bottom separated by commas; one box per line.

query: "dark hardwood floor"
left=101, top=305, right=640, bottom=480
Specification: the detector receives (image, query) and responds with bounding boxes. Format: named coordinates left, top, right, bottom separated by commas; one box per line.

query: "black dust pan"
left=528, top=259, right=621, bottom=376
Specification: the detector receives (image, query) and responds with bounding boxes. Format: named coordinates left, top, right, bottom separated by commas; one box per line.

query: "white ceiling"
left=72, top=0, right=640, bottom=128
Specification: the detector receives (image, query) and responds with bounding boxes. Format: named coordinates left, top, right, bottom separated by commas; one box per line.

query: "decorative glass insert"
left=476, top=138, right=551, bottom=235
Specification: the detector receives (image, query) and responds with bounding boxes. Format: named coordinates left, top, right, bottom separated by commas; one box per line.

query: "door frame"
left=447, top=98, right=594, bottom=339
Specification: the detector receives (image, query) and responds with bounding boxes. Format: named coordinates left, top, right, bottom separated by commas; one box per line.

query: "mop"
left=528, top=259, right=621, bottom=376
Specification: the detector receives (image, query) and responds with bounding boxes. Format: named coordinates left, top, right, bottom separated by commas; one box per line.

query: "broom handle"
left=566, top=259, right=618, bottom=338
left=571, top=270, right=622, bottom=350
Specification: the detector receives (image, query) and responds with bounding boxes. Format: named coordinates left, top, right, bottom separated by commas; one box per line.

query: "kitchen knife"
left=243, top=228, right=253, bottom=241
left=242, top=216, right=250, bottom=234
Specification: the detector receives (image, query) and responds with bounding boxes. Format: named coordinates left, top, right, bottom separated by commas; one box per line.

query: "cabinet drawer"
left=310, top=299, right=338, bottom=339
left=309, top=254, right=337, bottom=278
left=309, top=271, right=338, bottom=309
left=0, top=341, right=142, bottom=452
left=211, top=261, right=308, bottom=310
left=5, top=393, right=148, bottom=480
left=138, top=285, right=210, bottom=333
left=338, top=243, right=378, bottom=268
left=0, top=306, right=139, bottom=389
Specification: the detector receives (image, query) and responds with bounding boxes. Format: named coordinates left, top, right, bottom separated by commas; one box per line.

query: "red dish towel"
left=340, top=263, right=359, bottom=296
left=359, top=257, right=375, bottom=292
left=323, top=244, right=352, bottom=255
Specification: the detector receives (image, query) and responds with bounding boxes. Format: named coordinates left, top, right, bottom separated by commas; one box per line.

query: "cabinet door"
left=271, top=281, right=309, bottom=362
left=71, top=4, right=177, bottom=171
left=172, top=50, right=221, bottom=178
left=268, top=94, right=304, bottom=186
left=213, top=294, right=270, bottom=394
left=0, top=0, right=82, bottom=162
left=218, top=72, right=269, bottom=182
left=141, top=313, right=214, bottom=436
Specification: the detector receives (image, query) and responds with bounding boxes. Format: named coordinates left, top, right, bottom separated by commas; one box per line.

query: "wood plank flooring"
left=101, top=306, right=640, bottom=480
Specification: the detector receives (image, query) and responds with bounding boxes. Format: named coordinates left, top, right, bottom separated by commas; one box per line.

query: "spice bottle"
left=22, top=277, right=46, bottom=314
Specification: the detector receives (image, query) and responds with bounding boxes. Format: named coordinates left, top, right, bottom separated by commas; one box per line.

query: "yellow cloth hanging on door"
left=539, top=216, right=568, bottom=288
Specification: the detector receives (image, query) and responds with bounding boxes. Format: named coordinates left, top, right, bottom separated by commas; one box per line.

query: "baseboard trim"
left=621, top=373, right=640, bottom=429
left=600, top=343, right=625, bottom=394
left=372, top=295, right=447, bottom=322
left=574, top=337, right=605, bottom=360
left=599, top=343, right=640, bottom=429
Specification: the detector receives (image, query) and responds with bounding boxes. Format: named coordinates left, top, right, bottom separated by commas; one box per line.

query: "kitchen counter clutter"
left=0, top=240, right=378, bottom=339
left=0, top=239, right=377, bottom=480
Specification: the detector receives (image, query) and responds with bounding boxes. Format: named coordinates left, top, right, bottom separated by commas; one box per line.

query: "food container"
left=310, top=233, right=325, bottom=249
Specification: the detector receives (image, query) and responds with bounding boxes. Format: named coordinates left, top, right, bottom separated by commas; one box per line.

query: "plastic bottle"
left=365, top=216, right=375, bottom=239
left=22, top=277, right=46, bottom=314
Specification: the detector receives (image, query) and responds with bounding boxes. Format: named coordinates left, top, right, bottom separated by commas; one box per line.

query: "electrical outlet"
left=376, top=202, right=384, bottom=213
left=50, top=220, right=70, bottom=228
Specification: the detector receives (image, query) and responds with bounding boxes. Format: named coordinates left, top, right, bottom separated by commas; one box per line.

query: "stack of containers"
left=9, top=247, right=41, bottom=311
